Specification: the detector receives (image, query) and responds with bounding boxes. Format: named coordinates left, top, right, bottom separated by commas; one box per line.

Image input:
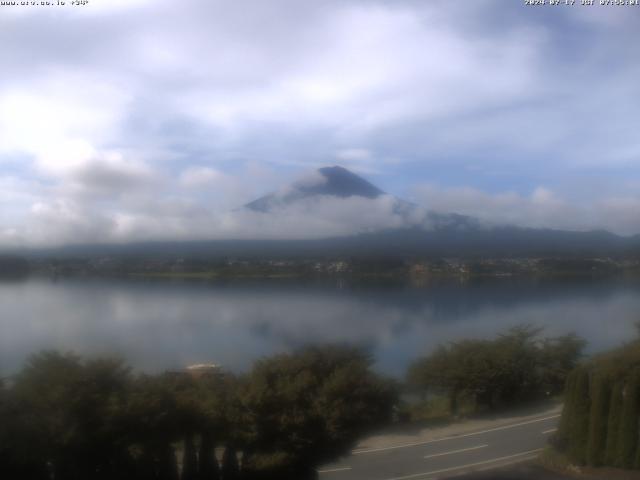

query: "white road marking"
left=317, top=466, right=352, bottom=474
left=423, top=444, right=488, bottom=459
left=459, top=453, right=542, bottom=476
left=383, top=449, right=543, bottom=480
left=542, top=428, right=557, bottom=434
left=352, top=414, right=560, bottom=455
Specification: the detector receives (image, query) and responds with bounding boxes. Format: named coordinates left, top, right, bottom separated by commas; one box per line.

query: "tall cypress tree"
left=605, top=382, right=624, bottom=466
left=616, top=371, right=640, bottom=469
left=633, top=423, right=640, bottom=469
left=568, top=367, right=591, bottom=464
left=586, top=372, right=611, bottom=466
left=557, top=369, right=578, bottom=450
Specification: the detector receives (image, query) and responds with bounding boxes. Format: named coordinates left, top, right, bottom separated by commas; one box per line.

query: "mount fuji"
left=244, top=165, right=486, bottom=233
left=230, top=165, right=636, bottom=257
left=246, top=166, right=385, bottom=212
left=21, top=166, right=639, bottom=259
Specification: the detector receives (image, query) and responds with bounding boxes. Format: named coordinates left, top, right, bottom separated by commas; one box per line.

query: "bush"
left=239, top=345, right=397, bottom=474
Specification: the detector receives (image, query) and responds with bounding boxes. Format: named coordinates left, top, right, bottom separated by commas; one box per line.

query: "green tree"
left=239, top=345, right=396, bottom=478
left=567, top=367, right=591, bottom=464
left=409, top=326, right=582, bottom=415
left=11, top=351, right=134, bottom=480
left=539, top=333, right=586, bottom=396
left=126, top=374, right=189, bottom=479
left=1, top=347, right=395, bottom=479
left=616, top=371, right=640, bottom=468
left=559, top=339, right=640, bottom=470
left=0, top=374, right=51, bottom=479
left=408, top=345, right=461, bottom=413
left=493, top=326, right=542, bottom=404
left=605, top=382, right=624, bottom=466
left=586, top=373, right=611, bottom=466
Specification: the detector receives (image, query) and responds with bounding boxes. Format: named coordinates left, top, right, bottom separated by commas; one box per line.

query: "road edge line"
left=353, top=414, right=560, bottom=455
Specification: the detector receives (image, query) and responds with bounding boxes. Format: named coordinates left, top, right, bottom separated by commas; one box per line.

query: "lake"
left=1, top=276, right=638, bottom=377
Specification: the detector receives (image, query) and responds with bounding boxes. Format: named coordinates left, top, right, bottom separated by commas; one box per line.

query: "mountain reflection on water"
left=0, top=275, right=638, bottom=377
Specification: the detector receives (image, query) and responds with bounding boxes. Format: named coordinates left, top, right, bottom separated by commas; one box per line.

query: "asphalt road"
left=318, top=412, right=560, bottom=480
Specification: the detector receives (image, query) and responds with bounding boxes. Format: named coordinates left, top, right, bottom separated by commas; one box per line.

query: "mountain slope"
left=245, top=166, right=384, bottom=212
left=244, top=165, right=484, bottom=233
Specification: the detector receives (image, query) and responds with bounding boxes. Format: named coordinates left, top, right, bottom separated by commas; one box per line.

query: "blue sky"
left=1, top=0, right=639, bottom=246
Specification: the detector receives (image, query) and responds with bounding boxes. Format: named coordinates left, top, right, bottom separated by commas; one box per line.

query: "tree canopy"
left=0, top=346, right=396, bottom=480
left=408, top=326, right=585, bottom=415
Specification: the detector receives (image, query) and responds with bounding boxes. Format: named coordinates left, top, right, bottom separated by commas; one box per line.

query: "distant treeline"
left=23, top=254, right=640, bottom=281
left=555, top=334, right=640, bottom=469
left=0, top=256, right=29, bottom=278
left=0, top=347, right=396, bottom=480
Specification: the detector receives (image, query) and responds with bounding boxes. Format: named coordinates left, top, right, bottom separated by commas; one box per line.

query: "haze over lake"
left=1, top=276, right=638, bottom=377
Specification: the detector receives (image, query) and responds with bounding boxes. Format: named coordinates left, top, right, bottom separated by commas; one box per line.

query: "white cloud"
left=413, top=184, right=640, bottom=236
left=222, top=194, right=407, bottom=240
left=1, top=0, right=640, bottom=246
left=179, top=167, right=225, bottom=188
left=26, top=199, right=116, bottom=246
left=69, top=157, right=160, bottom=198
left=336, top=148, right=372, bottom=161
left=0, top=76, right=130, bottom=178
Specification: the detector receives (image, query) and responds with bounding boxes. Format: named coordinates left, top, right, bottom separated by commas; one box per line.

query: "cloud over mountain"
left=1, top=1, right=639, bottom=247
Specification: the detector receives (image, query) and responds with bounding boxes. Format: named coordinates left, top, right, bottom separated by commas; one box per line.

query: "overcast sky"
left=1, top=0, right=639, bottom=246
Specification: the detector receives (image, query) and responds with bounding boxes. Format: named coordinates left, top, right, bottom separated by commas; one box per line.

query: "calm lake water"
left=1, top=276, right=638, bottom=377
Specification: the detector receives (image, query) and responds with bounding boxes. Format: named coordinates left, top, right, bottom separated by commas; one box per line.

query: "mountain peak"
left=314, top=166, right=384, bottom=199
left=245, top=166, right=384, bottom=212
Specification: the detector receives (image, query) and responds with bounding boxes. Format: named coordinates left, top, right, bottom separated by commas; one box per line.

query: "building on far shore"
left=165, top=363, right=224, bottom=380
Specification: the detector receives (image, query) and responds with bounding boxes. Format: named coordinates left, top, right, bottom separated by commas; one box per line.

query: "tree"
left=0, top=374, right=51, bottom=479
left=558, top=339, right=640, bottom=469
left=239, top=345, right=396, bottom=477
left=586, top=373, right=611, bottom=466
left=409, top=327, right=583, bottom=415
left=182, top=435, right=199, bottom=480
left=1, top=347, right=395, bottom=479
left=199, top=432, right=220, bottom=480
left=539, top=333, right=586, bottom=396
left=124, top=375, right=184, bottom=480
left=10, top=351, right=134, bottom=480
left=616, top=371, right=640, bottom=468
left=408, top=345, right=462, bottom=414
left=408, top=338, right=512, bottom=414
left=220, top=446, right=239, bottom=480
left=567, top=367, right=591, bottom=464
left=605, top=382, right=624, bottom=466
left=156, top=442, right=180, bottom=480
